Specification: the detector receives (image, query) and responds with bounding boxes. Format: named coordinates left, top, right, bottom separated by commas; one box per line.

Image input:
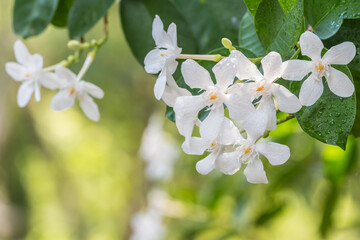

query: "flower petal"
left=196, top=151, right=217, bottom=175
left=257, top=97, right=277, bottom=131
left=326, top=67, right=354, bottom=97
left=299, top=31, right=323, bottom=61
left=281, top=60, right=313, bottom=81
left=79, top=94, right=100, bottom=121
left=242, top=110, right=268, bottom=142
left=272, top=84, right=302, bottom=113
left=255, top=142, right=290, bottom=165
left=299, top=73, right=324, bottom=106
left=199, top=106, right=224, bottom=142
left=174, top=95, right=206, bottom=140
left=82, top=82, right=104, bottom=99
left=154, top=74, right=167, bottom=100
left=14, top=40, right=32, bottom=66
left=261, top=51, right=283, bottom=81
left=323, top=42, right=356, bottom=65
left=50, top=89, right=76, bottom=111
left=174, top=95, right=206, bottom=117
left=224, top=93, right=255, bottom=121
left=164, top=56, right=179, bottom=74
left=39, top=72, right=66, bottom=89
left=167, top=23, right=177, bottom=47
left=17, top=81, right=34, bottom=108
left=5, top=62, right=28, bottom=81
left=229, top=50, right=263, bottom=81
left=34, top=81, right=41, bottom=102
left=212, top=56, right=237, bottom=90
left=152, top=15, right=165, bottom=45
left=218, top=117, right=242, bottom=145
left=216, top=151, right=241, bottom=175
left=243, top=158, right=268, bottom=184
left=162, top=82, right=190, bottom=107
left=31, top=54, right=43, bottom=70
left=181, top=59, right=213, bottom=89
left=227, top=83, right=250, bottom=96
left=152, top=15, right=173, bottom=48
left=181, top=137, right=209, bottom=155
left=55, top=66, right=76, bottom=82
left=144, top=49, right=164, bottom=74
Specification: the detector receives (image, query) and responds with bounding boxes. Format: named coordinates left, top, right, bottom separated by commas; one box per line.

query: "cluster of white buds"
left=5, top=40, right=104, bottom=121
left=144, top=15, right=356, bottom=184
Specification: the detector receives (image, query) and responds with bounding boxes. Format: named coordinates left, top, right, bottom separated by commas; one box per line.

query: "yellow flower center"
left=315, top=63, right=324, bottom=72
left=209, top=94, right=217, bottom=100
left=256, top=85, right=264, bottom=91
left=25, top=73, right=31, bottom=77
left=70, top=88, right=76, bottom=96
left=211, top=142, right=216, bottom=147
left=243, top=147, right=251, bottom=154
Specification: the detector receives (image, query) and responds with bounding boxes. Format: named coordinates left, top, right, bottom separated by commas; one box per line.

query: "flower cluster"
left=6, top=40, right=104, bottom=121
left=144, top=16, right=356, bottom=184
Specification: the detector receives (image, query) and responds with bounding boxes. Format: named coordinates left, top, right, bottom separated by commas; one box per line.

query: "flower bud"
left=221, top=38, right=235, bottom=51
left=67, top=40, right=81, bottom=50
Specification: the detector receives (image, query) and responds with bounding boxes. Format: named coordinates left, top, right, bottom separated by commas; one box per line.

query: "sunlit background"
left=0, top=1, right=360, bottom=239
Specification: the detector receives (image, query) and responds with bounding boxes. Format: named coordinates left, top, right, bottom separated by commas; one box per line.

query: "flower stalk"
left=177, top=54, right=223, bottom=62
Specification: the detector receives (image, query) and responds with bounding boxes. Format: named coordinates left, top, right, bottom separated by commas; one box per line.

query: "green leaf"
left=244, top=0, right=262, bottom=16
left=51, top=0, right=75, bottom=27
left=68, top=0, right=114, bottom=39
left=165, top=46, right=256, bottom=122
left=120, top=0, right=247, bottom=65
left=13, top=0, right=59, bottom=38
left=198, top=0, right=247, bottom=44
left=255, top=0, right=304, bottom=57
left=278, top=63, right=356, bottom=149
left=238, top=11, right=266, bottom=57
left=304, top=0, right=360, bottom=40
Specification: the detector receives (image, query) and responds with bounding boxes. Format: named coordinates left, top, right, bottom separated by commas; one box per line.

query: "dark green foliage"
left=13, top=0, right=59, bottom=38
left=68, top=0, right=114, bottom=39
left=255, top=0, right=304, bottom=57
left=304, top=0, right=360, bottom=39
left=51, top=0, right=75, bottom=27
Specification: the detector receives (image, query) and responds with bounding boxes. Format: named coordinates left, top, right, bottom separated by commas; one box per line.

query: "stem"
left=43, top=14, right=109, bottom=73
left=290, top=48, right=301, bottom=60
left=76, top=54, right=94, bottom=81
left=249, top=57, right=263, bottom=64
left=103, top=13, right=109, bottom=36
left=277, top=114, right=295, bottom=125
left=177, top=54, right=223, bottom=62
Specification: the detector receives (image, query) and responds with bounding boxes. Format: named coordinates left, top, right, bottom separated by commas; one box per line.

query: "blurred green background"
left=0, top=1, right=360, bottom=240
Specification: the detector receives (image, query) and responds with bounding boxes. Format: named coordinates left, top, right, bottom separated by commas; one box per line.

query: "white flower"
left=139, top=114, right=179, bottom=180
left=230, top=50, right=302, bottom=130
left=5, top=40, right=64, bottom=107
left=174, top=57, right=255, bottom=144
left=130, top=209, right=166, bottom=240
left=130, top=189, right=169, bottom=240
left=161, top=74, right=191, bottom=107
left=182, top=117, right=241, bottom=175
left=144, top=15, right=182, bottom=100
left=50, top=65, right=104, bottom=122
left=218, top=111, right=290, bottom=184
left=282, top=31, right=356, bottom=106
